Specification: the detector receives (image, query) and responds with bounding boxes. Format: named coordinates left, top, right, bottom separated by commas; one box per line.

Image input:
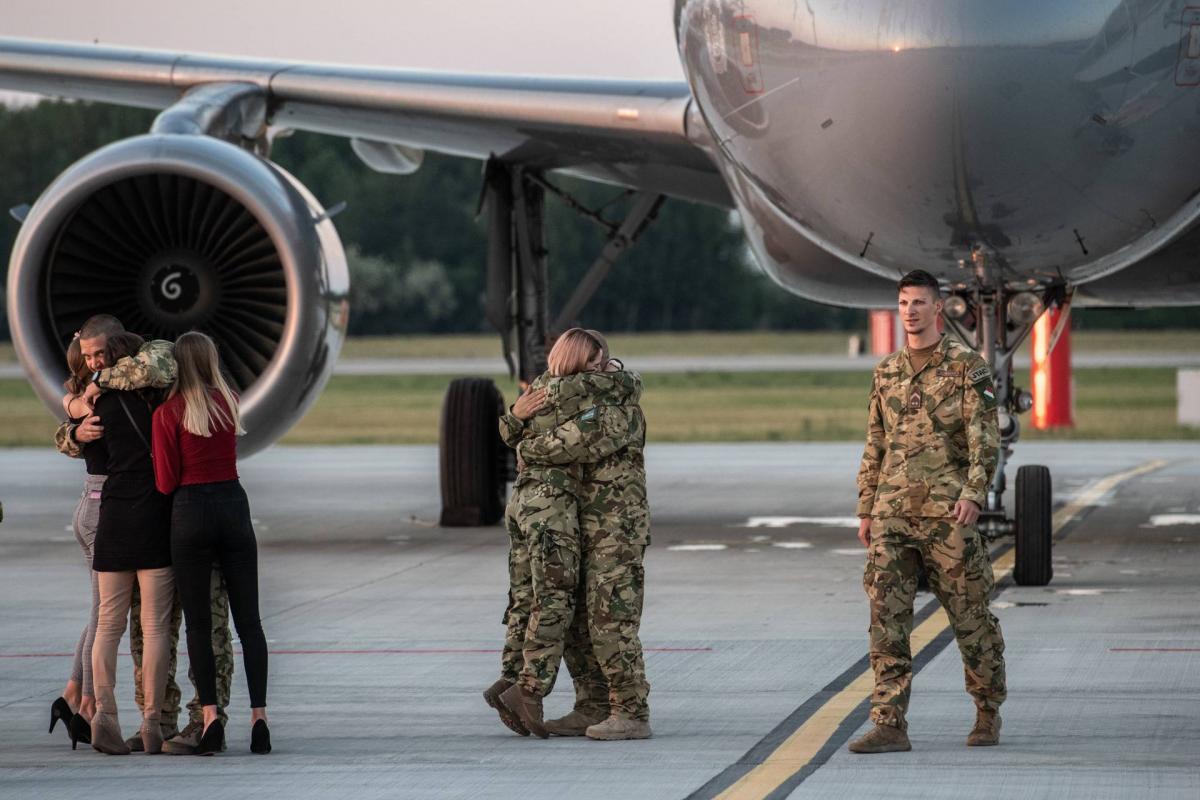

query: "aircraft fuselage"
left=676, top=0, right=1200, bottom=298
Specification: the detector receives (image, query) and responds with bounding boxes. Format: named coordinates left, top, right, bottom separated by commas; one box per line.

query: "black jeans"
left=171, top=480, right=268, bottom=709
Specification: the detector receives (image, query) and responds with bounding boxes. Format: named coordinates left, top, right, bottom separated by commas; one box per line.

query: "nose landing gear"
left=944, top=258, right=1065, bottom=586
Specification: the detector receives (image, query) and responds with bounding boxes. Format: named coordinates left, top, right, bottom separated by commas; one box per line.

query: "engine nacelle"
left=6, top=133, right=350, bottom=455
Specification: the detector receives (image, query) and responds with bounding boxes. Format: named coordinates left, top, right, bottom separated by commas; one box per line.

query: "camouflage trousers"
left=503, top=482, right=584, bottom=700
left=863, top=517, right=1007, bottom=730
left=131, top=565, right=233, bottom=726
left=500, top=482, right=650, bottom=721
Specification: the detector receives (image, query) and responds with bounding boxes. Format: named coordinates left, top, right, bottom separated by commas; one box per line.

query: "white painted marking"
left=772, top=541, right=813, bottom=550
left=993, top=601, right=1015, bottom=609
left=750, top=535, right=771, bottom=543
left=1146, top=514, right=1200, bottom=527
left=1055, top=588, right=1132, bottom=596
left=668, top=544, right=728, bottom=552
left=63, top=525, right=73, bottom=532
left=741, top=516, right=859, bottom=529
left=833, top=548, right=867, bottom=556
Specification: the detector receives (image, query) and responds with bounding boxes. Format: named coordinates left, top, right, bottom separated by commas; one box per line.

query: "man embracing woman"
left=484, top=328, right=652, bottom=741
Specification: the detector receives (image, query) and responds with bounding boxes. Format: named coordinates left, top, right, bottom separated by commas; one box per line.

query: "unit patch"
left=967, top=364, right=991, bottom=384
left=936, top=368, right=958, bottom=377
left=578, top=406, right=598, bottom=422
left=973, top=381, right=999, bottom=410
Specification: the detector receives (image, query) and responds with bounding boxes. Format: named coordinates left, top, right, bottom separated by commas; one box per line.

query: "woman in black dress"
left=87, top=332, right=175, bottom=755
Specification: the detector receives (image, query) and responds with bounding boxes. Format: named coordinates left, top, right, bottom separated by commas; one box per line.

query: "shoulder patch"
left=967, top=364, right=991, bottom=384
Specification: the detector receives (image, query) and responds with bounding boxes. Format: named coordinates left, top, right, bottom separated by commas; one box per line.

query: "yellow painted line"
left=715, top=459, right=1168, bottom=800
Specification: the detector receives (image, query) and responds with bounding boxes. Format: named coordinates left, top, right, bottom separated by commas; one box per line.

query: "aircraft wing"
left=0, top=37, right=730, bottom=207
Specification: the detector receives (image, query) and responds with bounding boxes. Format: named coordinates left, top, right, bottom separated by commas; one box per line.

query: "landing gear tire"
left=1013, top=464, right=1053, bottom=586
left=439, top=378, right=507, bottom=527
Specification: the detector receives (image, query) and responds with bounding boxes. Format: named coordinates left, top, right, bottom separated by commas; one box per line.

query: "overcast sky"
left=1, top=0, right=684, bottom=85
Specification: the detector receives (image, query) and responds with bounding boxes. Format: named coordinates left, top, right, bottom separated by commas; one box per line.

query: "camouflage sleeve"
left=961, top=358, right=1000, bottom=507
left=855, top=373, right=885, bottom=517
left=95, top=339, right=176, bottom=391
left=498, top=409, right=526, bottom=448
left=517, top=405, right=639, bottom=466
left=54, top=420, right=84, bottom=459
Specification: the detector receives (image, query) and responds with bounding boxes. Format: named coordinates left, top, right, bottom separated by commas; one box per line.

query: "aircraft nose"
left=677, top=1, right=1191, bottom=281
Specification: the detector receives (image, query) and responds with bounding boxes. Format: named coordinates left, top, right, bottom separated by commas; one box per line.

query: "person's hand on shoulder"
left=512, top=388, right=547, bottom=420
left=75, top=415, right=104, bottom=443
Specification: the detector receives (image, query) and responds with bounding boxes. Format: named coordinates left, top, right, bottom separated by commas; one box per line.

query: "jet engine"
left=6, top=133, right=350, bottom=454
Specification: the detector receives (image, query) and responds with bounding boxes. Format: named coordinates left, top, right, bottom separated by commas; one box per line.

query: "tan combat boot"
left=847, top=724, right=912, bottom=754
left=545, top=709, right=607, bottom=737
left=483, top=679, right=530, bottom=737
left=585, top=715, right=652, bottom=740
left=966, top=709, right=1001, bottom=746
left=498, top=683, right=548, bottom=739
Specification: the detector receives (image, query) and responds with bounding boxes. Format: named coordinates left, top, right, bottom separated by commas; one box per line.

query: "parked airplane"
left=3, top=2, right=1199, bottom=587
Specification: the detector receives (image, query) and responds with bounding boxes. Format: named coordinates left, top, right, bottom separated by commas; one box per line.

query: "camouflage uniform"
left=517, top=370, right=652, bottom=722
left=856, top=335, right=1006, bottom=730
left=58, top=339, right=234, bottom=726
left=497, top=373, right=592, bottom=698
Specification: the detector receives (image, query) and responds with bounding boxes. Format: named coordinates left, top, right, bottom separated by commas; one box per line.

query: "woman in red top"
left=153, top=331, right=270, bottom=756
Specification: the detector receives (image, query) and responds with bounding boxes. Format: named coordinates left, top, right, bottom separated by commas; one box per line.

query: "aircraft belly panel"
left=678, top=0, right=1200, bottom=291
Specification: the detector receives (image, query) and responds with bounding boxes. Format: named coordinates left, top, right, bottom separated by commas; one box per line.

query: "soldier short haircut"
left=897, top=269, right=941, bottom=298
left=79, top=314, right=125, bottom=340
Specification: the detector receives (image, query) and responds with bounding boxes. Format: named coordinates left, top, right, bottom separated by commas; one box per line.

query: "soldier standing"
left=850, top=269, right=1007, bottom=754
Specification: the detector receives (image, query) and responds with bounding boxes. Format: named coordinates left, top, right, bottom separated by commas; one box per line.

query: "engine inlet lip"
left=8, top=133, right=339, bottom=455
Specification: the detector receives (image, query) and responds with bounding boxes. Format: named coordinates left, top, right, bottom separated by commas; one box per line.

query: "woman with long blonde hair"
left=151, top=331, right=270, bottom=755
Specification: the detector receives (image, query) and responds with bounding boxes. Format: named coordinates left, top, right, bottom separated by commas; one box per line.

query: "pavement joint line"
left=692, top=458, right=1169, bottom=800
left=0, top=646, right=714, bottom=659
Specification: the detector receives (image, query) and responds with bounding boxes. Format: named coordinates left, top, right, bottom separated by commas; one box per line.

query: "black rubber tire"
left=1014, top=464, right=1053, bottom=586
left=439, top=377, right=507, bottom=527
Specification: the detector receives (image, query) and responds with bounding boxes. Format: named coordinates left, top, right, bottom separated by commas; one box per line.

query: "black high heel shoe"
left=68, top=713, right=92, bottom=750
left=195, top=720, right=224, bottom=756
left=49, top=697, right=73, bottom=736
left=250, top=719, right=272, bottom=754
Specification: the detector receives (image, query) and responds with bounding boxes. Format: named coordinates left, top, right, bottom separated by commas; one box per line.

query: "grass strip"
left=2, top=367, right=1195, bottom=447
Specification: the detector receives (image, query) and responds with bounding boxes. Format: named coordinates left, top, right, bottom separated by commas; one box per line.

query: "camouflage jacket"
left=499, top=372, right=588, bottom=496
left=856, top=335, right=999, bottom=518
left=54, top=339, right=177, bottom=458
left=500, top=370, right=646, bottom=497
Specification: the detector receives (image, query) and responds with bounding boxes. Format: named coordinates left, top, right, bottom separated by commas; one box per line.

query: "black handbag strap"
left=115, top=393, right=153, bottom=459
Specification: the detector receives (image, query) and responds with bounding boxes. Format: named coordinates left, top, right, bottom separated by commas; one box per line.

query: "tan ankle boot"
left=498, top=683, right=548, bottom=739
left=848, top=724, right=912, bottom=754
left=585, top=715, right=652, bottom=741
left=483, top=679, right=529, bottom=737
left=967, top=709, right=1001, bottom=746
left=91, top=712, right=131, bottom=755
left=545, top=709, right=607, bottom=737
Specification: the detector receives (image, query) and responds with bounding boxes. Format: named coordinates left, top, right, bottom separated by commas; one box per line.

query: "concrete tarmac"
left=1, top=442, right=1197, bottom=799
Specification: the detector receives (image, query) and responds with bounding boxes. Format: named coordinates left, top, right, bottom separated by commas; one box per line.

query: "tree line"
left=0, top=100, right=1192, bottom=338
